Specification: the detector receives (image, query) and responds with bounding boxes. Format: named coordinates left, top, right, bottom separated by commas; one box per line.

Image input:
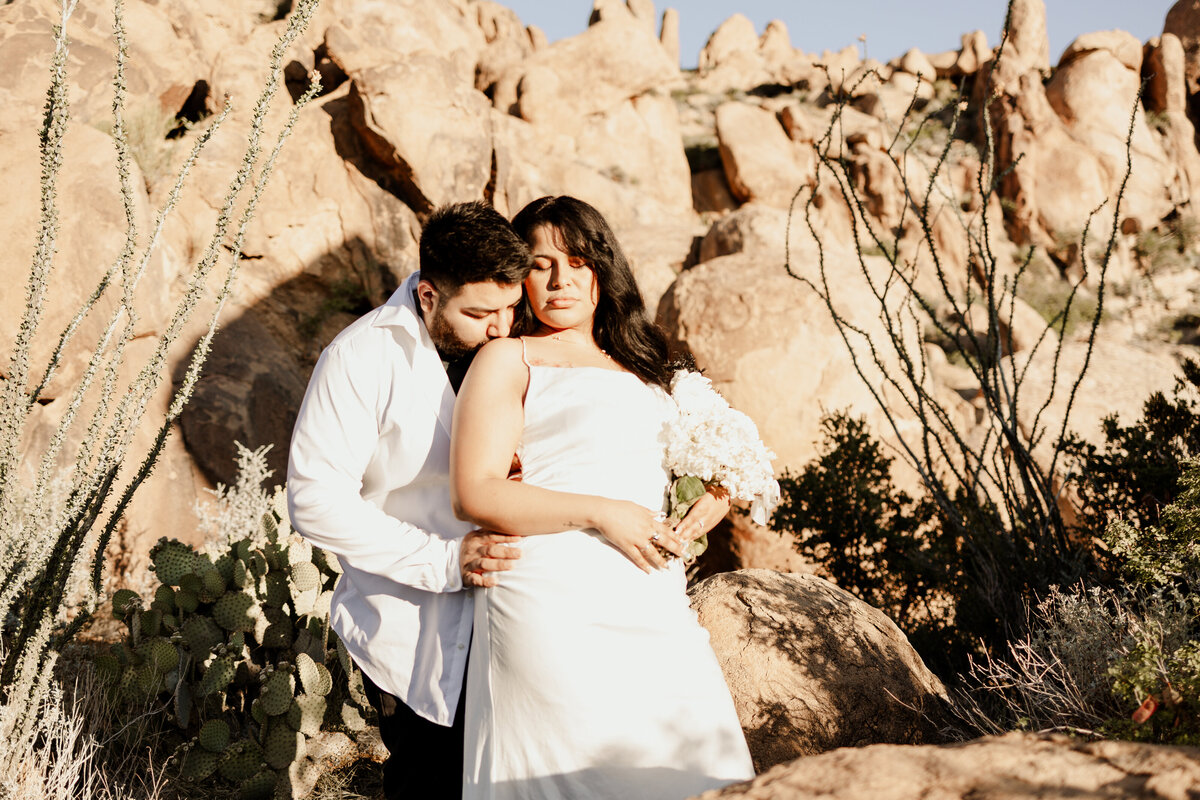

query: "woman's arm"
left=450, top=338, right=679, bottom=572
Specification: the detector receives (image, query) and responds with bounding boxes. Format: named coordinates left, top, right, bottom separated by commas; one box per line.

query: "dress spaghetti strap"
left=519, top=336, right=531, bottom=367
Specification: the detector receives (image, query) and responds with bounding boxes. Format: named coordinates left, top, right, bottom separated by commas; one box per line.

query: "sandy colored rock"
left=0, top=120, right=170, bottom=400
left=0, top=0, right=205, bottom=126
left=490, top=110, right=693, bottom=229
left=498, top=12, right=678, bottom=132
left=473, top=1, right=535, bottom=98
left=1165, top=0, right=1200, bottom=94
left=180, top=306, right=310, bottom=486
left=1045, top=42, right=1173, bottom=232
left=894, top=48, right=936, bottom=81
left=346, top=55, right=493, bottom=213
left=660, top=8, right=680, bottom=66
left=697, top=203, right=792, bottom=264
left=1146, top=33, right=1189, bottom=114
left=716, top=103, right=811, bottom=207
left=574, top=93, right=693, bottom=215
left=1001, top=0, right=1050, bottom=79
left=615, top=221, right=699, bottom=318
left=1059, top=29, right=1143, bottom=72
left=698, top=13, right=759, bottom=72
left=321, top=0, right=484, bottom=87
left=1007, top=338, right=1183, bottom=462
left=689, top=570, right=948, bottom=772
left=692, top=169, right=738, bottom=216
left=657, top=246, right=920, bottom=475
left=955, top=29, right=991, bottom=75
left=759, top=20, right=792, bottom=61
left=691, top=732, right=1200, bottom=799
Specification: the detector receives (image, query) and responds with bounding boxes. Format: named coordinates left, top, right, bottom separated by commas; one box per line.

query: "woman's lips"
left=547, top=297, right=576, bottom=308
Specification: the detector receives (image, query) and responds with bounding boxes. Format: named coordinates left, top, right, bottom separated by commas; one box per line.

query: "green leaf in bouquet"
left=670, top=476, right=708, bottom=522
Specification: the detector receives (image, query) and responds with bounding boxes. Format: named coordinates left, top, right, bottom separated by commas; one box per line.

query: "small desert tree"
left=778, top=0, right=1134, bottom=665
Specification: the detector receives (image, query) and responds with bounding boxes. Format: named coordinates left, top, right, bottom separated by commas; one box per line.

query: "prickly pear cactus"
left=100, top=502, right=371, bottom=800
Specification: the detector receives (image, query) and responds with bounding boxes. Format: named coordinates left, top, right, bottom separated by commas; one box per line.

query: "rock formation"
left=691, top=732, right=1200, bottom=799
left=690, top=570, right=949, bottom=771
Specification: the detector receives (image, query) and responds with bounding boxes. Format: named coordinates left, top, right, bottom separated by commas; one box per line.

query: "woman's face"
left=525, top=224, right=599, bottom=333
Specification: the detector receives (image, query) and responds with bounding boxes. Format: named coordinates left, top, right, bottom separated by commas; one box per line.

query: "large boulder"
left=658, top=245, right=919, bottom=476
left=345, top=55, right=494, bottom=213
left=715, top=103, right=812, bottom=208
left=0, top=0, right=205, bottom=126
left=1046, top=31, right=1173, bottom=233
left=1165, top=0, right=1200, bottom=95
left=494, top=9, right=678, bottom=133
left=574, top=93, right=693, bottom=214
left=689, top=570, right=949, bottom=772
left=0, top=120, right=170, bottom=400
left=490, top=109, right=693, bottom=229
left=691, top=732, right=1200, bottom=799
left=320, top=0, right=484, bottom=86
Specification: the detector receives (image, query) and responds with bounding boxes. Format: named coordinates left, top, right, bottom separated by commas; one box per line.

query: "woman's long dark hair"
left=512, top=196, right=671, bottom=388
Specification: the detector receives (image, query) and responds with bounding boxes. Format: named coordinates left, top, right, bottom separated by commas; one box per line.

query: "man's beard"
left=427, top=306, right=482, bottom=362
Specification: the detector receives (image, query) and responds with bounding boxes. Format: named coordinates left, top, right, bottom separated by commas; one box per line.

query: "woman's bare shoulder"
left=462, top=337, right=528, bottom=392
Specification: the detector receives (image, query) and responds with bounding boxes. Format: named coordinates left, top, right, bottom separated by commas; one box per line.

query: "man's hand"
left=674, top=485, right=731, bottom=545
left=460, top=530, right=521, bottom=588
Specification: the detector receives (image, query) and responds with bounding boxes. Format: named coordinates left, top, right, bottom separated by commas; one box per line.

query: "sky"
left=498, top=1, right=1176, bottom=69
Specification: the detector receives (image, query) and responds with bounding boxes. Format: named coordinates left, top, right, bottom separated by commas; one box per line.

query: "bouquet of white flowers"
left=661, top=370, right=781, bottom=560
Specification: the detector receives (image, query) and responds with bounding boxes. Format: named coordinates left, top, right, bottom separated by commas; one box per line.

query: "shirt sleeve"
left=286, top=337, right=464, bottom=593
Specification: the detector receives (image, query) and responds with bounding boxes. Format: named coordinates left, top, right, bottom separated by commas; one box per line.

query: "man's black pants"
left=362, top=671, right=468, bottom=799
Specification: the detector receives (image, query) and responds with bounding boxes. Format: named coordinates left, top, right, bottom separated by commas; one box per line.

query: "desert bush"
left=1062, top=359, right=1200, bottom=535
left=774, top=414, right=958, bottom=662
left=0, top=0, right=322, bottom=781
left=958, top=459, right=1200, bottom=743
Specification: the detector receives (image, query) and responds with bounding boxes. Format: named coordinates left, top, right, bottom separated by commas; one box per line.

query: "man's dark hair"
left=418, top=201, right=533, bottom=296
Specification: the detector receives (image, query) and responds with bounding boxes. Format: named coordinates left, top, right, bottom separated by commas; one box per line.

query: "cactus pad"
left=199, top=718, right=231, bottom=753
left=262, top=721, right=304, bottom=769
left=139, top=608, right=163, bottom=638
left=137, top=636, right=178, bottom=674
left=150, top=539, right=199, bottom=585
left=181, top=615, right=223, bottom=655
left=238, top=769, right=276, bottom=800
left=213, top=591, right=258, bottom=632
left=259, top=670, right=295, bottom=716
left=151, top=584, right=176, bottom=614
left=175, top=589, right=200, bottom=613
left=294, top=653, right=318, bottom=695
left=200, top=567, right=227, bottom=602
left=288, top=562, right=320, bottom=593
left=198, top=657, right=236, bottom=697
left=181, top=747, right=220, bottom=781
left=218, top=739, right=264, bottom=783
left=286, top=693, right=326, bottom=736
left=111, top=588, right=142, bottom=620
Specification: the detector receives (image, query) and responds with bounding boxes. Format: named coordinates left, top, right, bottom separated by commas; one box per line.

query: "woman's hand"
left=592, top=498, right=683, bottom=573
left=674, top=485, right=731, bottom=546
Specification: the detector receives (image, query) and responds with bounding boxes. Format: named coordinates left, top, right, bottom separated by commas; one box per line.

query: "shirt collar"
left=372, top=271, right=424, bottom=338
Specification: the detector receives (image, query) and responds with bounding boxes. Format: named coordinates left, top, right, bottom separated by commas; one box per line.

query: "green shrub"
left=1062, top=359, right=1200, bottom=535
left=773, top=412, right=1094, bottom=677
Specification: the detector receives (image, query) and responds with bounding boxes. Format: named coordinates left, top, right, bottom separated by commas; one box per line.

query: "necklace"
left=545, top=331, right=614, bottom=361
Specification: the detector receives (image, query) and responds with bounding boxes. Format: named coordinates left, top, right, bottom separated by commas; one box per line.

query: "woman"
left=451, top=196, right=755, bottom=799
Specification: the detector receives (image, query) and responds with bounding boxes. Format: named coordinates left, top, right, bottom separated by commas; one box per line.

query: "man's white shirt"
left=287, top=272, right=473, bottom=726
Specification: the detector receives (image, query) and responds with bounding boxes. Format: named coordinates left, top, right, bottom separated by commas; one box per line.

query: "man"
left=287, top=201, right=530, bottom=799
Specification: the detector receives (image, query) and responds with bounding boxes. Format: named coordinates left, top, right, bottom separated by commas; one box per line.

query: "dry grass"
left=0, top=653, right=171, bottom=800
